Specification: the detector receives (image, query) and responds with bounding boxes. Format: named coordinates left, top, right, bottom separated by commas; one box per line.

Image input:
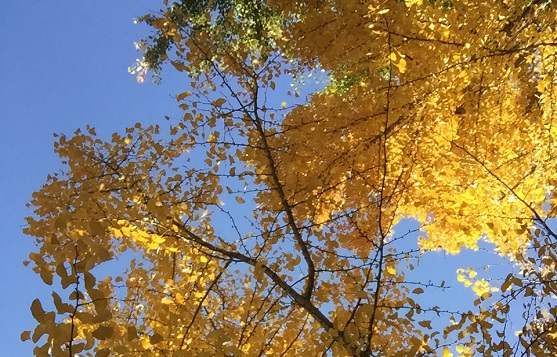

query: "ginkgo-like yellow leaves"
left=111, top=222, right=166, bottom=250
left=456, top=268, right=498, bottom=297
left=23, top=0, right=557, bottom=356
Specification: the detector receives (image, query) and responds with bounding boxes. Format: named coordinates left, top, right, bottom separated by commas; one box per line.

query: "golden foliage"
left=23, top=0, right=557, bottom=355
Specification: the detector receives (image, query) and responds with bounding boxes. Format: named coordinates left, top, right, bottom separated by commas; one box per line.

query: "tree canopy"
left=23, top=0, right=557, bottom=355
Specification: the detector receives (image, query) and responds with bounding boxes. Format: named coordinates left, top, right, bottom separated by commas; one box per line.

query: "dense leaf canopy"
left=24, top=0, right=557, bottom=355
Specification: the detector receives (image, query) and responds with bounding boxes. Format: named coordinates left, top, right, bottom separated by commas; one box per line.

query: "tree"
left=22, top=0, right=557, bottom=355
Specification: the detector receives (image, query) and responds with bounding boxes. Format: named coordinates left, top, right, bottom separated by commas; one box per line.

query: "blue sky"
left=0, top=1, right=524, bottom=355
left=0, top=1, right=185, bottom=354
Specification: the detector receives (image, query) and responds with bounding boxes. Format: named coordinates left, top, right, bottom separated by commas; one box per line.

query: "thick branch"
left=170, top=220, right=341, bottom=340
left=251, top=98, right=316, bottom=299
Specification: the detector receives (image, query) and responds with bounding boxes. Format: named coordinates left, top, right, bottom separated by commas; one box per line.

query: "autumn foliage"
left=23, top=1, right=557, bottom=355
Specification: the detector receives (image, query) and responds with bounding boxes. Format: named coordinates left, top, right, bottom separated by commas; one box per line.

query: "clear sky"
left=0, top=1, right=185, bottom=354
left=0, top=1, right=523, bottom=355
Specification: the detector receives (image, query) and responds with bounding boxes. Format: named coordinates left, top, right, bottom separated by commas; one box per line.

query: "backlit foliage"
left=23, top=0, right=557, bottom=355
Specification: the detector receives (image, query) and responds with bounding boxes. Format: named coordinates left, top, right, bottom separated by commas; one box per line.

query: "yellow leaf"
left=176, top=91, right=192, bottom=101
left=405, top=0, right=423, bottom=6
left=456, top=345, right=472, bottom=355
left=150, top=333, right=164, bottom=344
left=30, top=299, right=45, bottom=322
left=472, top=279, right=494, bottom=297
left=397, top=57, right=407, bottom=73
left=140, top=336, right=151, bottom=349
left=176, top=292, right=185, bottom=304
left=89, top=220, right=104, bottom=235
left=213, top=98, right=226, bottom=107
left=161, top=296, right=173, bottom=305
left=171, top=60, right=187, bottom=72
left=418, top=320, right=431, bottom=329
left=20, top=331, right=31, bottom=342
left=92, top=325, right=114, bottom=340
left=412, top=287, right=424, bottom=294
left=386, top=265, right=396, bottom=275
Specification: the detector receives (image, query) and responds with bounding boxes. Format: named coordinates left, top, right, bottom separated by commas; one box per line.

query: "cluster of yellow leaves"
left=442, top=344, right=473, bottom=357
left=23, top=120, right=347, bottom=355
left=111, top=221, right=167, bottom=251
left=22, top=0, right=557, bottom=356
left=256, top=0, right=557, bottom=257
left=456, top=268, right=498, bottom=298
